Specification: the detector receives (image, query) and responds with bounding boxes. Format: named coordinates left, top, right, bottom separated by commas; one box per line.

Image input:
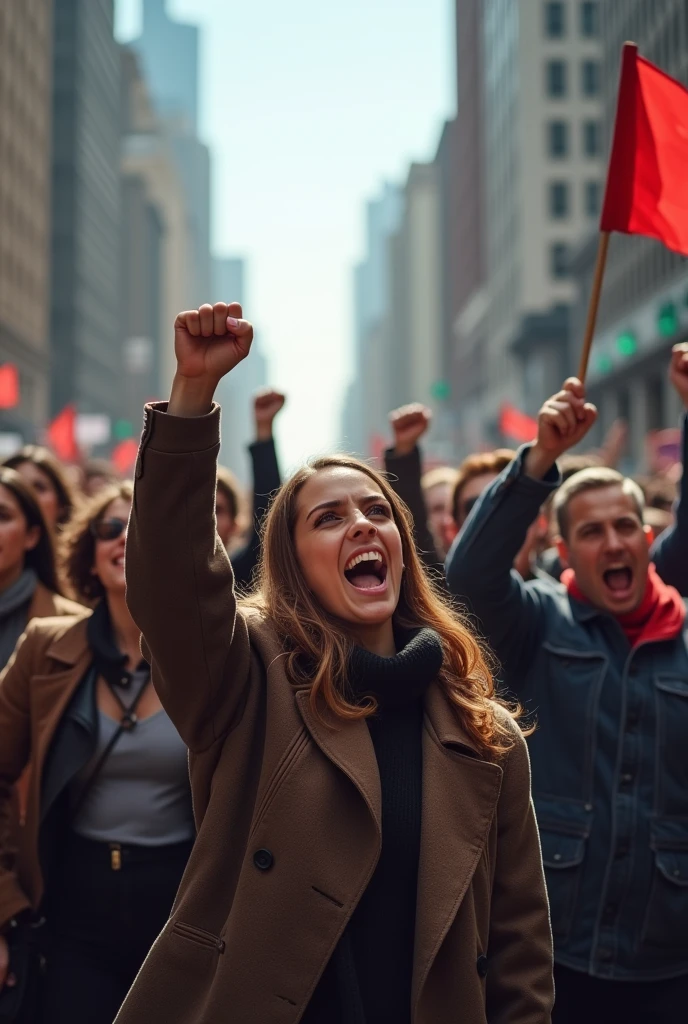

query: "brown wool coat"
left=0, top=612, right=92, bottom=924
left=115, top=404, right=554, bottom=1024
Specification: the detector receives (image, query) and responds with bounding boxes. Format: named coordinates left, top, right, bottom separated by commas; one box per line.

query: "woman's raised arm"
left=125, top=303, right=255, bottom=752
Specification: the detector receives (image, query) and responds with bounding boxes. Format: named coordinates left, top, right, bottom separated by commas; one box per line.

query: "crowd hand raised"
left=389, top=403, right=432, bottom=457
left=253, top=389, right=286, bottom=442
left=669, top=342, right=688, bottom=408
left=169, top=302, right=253, bottom=417
left=526, top=377, right=598, bottom=480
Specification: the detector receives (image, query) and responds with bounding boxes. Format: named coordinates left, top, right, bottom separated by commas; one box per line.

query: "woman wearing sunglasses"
left=112, top=302, right=553, bottom=1024
left=0, top=481, right=195, bottom=1024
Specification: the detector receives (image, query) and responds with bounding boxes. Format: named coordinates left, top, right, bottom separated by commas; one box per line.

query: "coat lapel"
left=295, top=688, right=381, bottom=834
left=412, top=683, right=503, bottom=1010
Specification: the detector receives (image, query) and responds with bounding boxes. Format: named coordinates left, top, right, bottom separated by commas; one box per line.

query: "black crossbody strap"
left=69, top=670, right=150, bottom=823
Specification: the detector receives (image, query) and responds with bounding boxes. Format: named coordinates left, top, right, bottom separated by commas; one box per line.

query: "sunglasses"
left=90, top=517, right=127, bottom=542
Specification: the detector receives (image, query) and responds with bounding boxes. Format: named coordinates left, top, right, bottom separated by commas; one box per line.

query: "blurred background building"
left=0, top=0, right=53, bottom=445
left=0, top=0, right=268, bottom=467
left=342, top=0, right=688, bottom=473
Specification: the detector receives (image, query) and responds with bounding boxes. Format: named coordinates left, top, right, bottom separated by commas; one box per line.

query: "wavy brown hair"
left=61, top=481, right=133, bottom=604
left=0, top=468, right=63, bottom=594
left=246, top=455, right=524, bottom=758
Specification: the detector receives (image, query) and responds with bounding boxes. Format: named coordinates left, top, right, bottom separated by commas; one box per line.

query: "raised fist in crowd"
left=526, top=377, right=598, bottom=480
left=170, top=302, right=254, bottom=417
left=669, top=341, right=688, bottom=408
left=253, top=389, right=286, bottom=442
left=174, top=302, right=253, bottom=383
left=389, top=403, right=432, bottom=456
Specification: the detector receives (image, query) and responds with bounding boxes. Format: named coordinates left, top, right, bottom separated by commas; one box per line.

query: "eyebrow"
left=305, top=493, right=387, bottom=522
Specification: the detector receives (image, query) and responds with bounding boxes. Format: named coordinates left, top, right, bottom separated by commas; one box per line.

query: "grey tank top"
left=70, top=705, right=195, bottom=847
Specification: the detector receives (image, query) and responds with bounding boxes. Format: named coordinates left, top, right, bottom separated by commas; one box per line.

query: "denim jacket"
left=446, top=443, right=688, bottom=980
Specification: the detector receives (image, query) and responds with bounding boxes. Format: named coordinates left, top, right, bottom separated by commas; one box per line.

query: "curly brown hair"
left=61, top=481, right=133, bottom=604
left=245, top=454, right=526, bottom=758
left=4, top=445, right=79, bottom=527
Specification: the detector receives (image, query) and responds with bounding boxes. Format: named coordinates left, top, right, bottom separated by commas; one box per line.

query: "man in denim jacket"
left=446, top=345, right=688, bottom=1024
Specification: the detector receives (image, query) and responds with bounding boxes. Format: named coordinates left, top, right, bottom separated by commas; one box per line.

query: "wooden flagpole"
left=577, top=231, right=611, bottom=384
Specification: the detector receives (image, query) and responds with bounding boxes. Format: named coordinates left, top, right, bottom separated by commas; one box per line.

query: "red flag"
left=600, top=43, right=688, bottom=255
left=499, top=403, right=537, bottom=444
left=111, top=438, right=139, bottom=475
left=47, top=405, right=78, bottom=462
left=0, top=365, right=19, bottom=409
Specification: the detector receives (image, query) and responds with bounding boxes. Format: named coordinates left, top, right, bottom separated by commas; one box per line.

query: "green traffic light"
left=616, top=332, right=637, bottom=357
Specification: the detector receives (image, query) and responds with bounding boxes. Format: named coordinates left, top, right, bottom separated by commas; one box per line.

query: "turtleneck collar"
left=348, top=626, right=444, bottom=710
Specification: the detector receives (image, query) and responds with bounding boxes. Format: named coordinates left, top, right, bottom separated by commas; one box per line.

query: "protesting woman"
left=0, top=467, right=82, bottom=672
left=115, top=301, right=554, bottom=1024
left=0, top=482, right=195, bottom=1024
left=4, top=446, right=78, bottom=534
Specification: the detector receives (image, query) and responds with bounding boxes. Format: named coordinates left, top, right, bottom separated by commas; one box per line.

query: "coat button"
left=476, top=955, right=488, bottom=978
left=253, top=848, right=274, bottom=871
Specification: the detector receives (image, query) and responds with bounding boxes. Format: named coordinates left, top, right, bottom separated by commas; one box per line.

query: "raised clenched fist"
left=669, top=342, right=688, bottom=409
left=526, top=377, right=598, bottom=479
left=389, top=403, right=432, bottom=457
left=174, top=302, right=253, bottom=384
left=253, top=389, right=286, bottom=442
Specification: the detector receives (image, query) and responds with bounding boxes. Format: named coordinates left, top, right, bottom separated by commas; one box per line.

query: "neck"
left=0, top=563, right=26, bottom=595
left=349, top=619, right=396, bottom=658
left=105, top=590, right=141, bottom=667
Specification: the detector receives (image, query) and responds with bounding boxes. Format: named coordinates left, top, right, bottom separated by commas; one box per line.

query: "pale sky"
left=115, top=0, right=454, bottom=469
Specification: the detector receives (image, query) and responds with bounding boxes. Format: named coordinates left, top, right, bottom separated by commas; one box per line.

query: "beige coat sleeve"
left=126, top=403, right=253, bottom=753
left=486, top=724, right=554, bottom=1023
left=0, top=625, right=41, bottom=928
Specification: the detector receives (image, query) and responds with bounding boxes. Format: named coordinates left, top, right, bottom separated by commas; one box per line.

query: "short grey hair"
left=553, top=467, right=645, bottom=540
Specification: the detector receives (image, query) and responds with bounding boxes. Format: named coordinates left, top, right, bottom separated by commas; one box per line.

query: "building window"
left=544, top=1, right=566, bottom=38
left=580, top=2, right=599, bottom=38
left=550, top=243, right=570, bottom=279
left=581, top=59, right=601, bottom=96
left=549, top=181, right=570, bottom=218
left=583, top=120, right=601, bottom=156
left=547, top=60, right=568, bottom=97
left=585, top=180, right=601, bottom=216
left=548, top=120, right=569, bottom=157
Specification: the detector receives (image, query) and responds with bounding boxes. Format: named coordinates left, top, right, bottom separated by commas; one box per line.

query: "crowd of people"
left=0, top=299, right=685, bottom=1023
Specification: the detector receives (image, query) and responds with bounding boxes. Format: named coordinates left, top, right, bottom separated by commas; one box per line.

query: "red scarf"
left=562, top=563, right=685, bottom=648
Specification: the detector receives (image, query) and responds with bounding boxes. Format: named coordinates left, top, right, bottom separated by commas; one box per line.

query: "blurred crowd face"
left=13, top=460, right=60, bottom=531
left=215, top=489, right=238, bottom=549
left=0, top=484, right=40, bottom=590
left=424, top=481, right=453, bottom=558
left=92, top=496, right=131, bottom=597
left=294, top=466, right=403, bottom=640
left=557, top=484, right=652, bottom=615
left=444, top=471, right=499, bottom=550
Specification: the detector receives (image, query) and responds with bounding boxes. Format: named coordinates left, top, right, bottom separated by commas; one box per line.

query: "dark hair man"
left=446, top=346, right=688, bottom=1024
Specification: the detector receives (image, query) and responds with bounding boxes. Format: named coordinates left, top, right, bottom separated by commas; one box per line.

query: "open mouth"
left=603, top=566, right=633, bottom=595
left=343, top=550, right=388, bottom=592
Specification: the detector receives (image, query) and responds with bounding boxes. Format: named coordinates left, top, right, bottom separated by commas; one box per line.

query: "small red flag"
left=47, top=405, right=79, bottom=462
left=499, top=403, right=538, bottom=444
left=0, top=365, right=19, bottom=409
left=600, top=43, right=688, bottom=255
left=111, top=438, right=139, bottom=475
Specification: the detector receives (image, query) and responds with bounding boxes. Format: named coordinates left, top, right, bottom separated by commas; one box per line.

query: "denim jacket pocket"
left=641, top=818, right=688, bottom=950
left=535, top=797, right=591, bottom=942
left=653, top=676, right=688, bottom=813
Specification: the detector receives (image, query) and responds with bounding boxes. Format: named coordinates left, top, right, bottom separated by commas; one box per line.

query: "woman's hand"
left=0, top=934, right=16, bottom=992
left=169, top=302, right=254, bottom=417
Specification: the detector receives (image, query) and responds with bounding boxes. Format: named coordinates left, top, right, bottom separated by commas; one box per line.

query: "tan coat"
left=27, top=583, right=84, bottom=623
left=0, top=613, right=92, bottom=923
left=118, top=403, right=553, bottom=1024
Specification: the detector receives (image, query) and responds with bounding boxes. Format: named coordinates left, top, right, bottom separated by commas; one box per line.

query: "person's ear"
left=643, top=523, right=655, bottom=547
left=24, top=526, right=41, bottom=553
left=555, top=535, right=570, bottom=569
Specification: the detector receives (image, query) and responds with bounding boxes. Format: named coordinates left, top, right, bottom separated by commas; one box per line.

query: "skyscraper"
left=50, top=0, right=123, bottom=421
left=133, top=0, right=211, bottom=304
left=0, top=0, right=53, bottom=441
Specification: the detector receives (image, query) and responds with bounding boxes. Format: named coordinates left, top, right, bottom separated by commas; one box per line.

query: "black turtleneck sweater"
left=303, top=627, right=444, bottom=1024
